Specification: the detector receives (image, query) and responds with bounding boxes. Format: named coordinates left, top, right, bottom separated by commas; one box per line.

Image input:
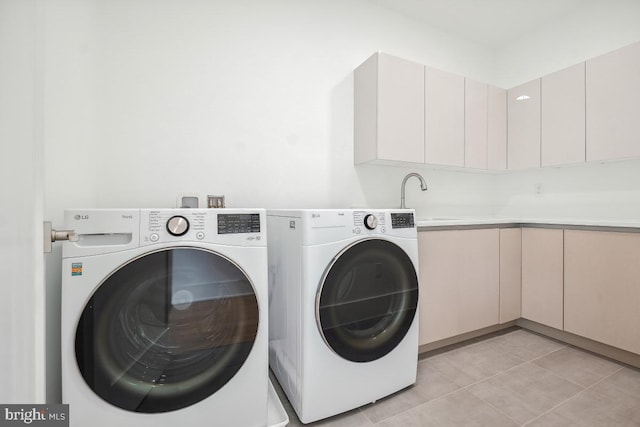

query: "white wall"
left=43, top=0, right=500, bottom=216
left=87, top=0, right=496, bottom=213
left=493, top=160, right=640, bottom=220
left=0, top=0, right=46, bottom=403
left=42, top=0, right=100, bottom=403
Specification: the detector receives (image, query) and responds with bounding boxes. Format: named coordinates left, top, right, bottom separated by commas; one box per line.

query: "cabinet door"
left=587, top=42, right=640, bottom=161
left=500, top=228, right=521, bottom=323
left=487, top=85, right=507, bottom=171
left=521, top=228, right=563, bottom=329
left=542, top=63, right=586, bottom=166
left=425, top=66, right=464, bottom=167
left=354, top=53, right=425, bottom=164
left=508, top=79, right=541, bottom=170
left=465, top=79, right=488, bottom=169
left=565, top=230, right=640, bottom=354
left=418, top=229, right=499, bottom=345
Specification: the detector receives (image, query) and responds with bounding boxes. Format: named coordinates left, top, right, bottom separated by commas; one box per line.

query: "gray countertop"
left=417, top=217, right=640, bottom=230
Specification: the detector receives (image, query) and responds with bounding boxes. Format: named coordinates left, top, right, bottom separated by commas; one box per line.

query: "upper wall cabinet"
left=465, top=79, right=488, bottom=169
left=465, top=80, right=508, bottom=171
left=425, top=66, right=464, bottom=167
left=354, top=52, right=425, bottom=164
left=354, top=52, right=506, bottom=170
left=541, top=63, right=586, bottom=166
left=508, top=79, right=541, bottom=170
left=487, top=85, right=507, bottom=171
left=356, top=43, right=640, bottom=172
left=586, top=42, right=640, bottom=162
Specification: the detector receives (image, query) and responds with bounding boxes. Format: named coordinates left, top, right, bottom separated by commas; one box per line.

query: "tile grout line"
left=455, top=344, right=597, bottom=425
left=521, top=365, right=626, bottom=426
left=466, top=393, right=523, bottom=427
left=459, top=359, right=529, bottom=390
left=526, top=346, right=567, bottom=365
left=368, top=386, right=466, bottom=425
left=528, top=348, right=625, bottom=390
left=425, top=332, right=568, bottom=391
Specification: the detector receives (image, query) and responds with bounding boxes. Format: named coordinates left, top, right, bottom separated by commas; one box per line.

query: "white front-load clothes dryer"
left=61, top=208, right=268, bottom=427
left=267, top=209, right=419, bottom=423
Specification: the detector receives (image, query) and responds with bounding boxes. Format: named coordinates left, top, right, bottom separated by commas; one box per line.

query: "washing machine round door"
left=75, top=247, right=259, bottom=413
left=317, top=239, right=419, bottom=363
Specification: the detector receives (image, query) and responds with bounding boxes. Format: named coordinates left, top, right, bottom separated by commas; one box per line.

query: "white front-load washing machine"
left=61, top=208, right=268, bottom=427
left=267, top=209, right=419, bottom=423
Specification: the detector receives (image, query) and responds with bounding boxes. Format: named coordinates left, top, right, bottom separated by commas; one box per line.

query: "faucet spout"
left=400, top=173, right=428, bottom=209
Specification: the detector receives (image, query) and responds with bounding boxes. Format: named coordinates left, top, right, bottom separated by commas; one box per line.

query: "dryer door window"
left=317, top=239, right=418, bottom=363
left=75, top=247, right=259, bottom=413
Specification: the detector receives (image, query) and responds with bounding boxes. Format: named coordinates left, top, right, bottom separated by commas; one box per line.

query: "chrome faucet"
left=400, top=173, right=428, bottom=209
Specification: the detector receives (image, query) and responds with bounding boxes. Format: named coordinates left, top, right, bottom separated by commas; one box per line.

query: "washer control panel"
left=144, top=210, right=206, bottom=243
left=218, top=213, right=261, bottom=234
left=140, top=209, right=264, bottom=245
left=363, top=214, right=378, bottom=230
left=166, top=215, right=190, bottom=236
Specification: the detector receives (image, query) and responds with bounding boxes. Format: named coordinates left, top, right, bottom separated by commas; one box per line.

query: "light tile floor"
left=272, top=328, right=640, bottom=426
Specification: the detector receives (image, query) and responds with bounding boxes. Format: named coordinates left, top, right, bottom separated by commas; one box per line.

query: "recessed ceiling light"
left=516, top=95, right=531, bottom=101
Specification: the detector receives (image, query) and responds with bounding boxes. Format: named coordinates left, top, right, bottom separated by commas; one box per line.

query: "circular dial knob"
left=364, top=214, right=378, bottom=230
left=166, top=215, right=189, bottom=236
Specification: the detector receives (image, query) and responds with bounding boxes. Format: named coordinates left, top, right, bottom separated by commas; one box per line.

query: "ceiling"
left=372, top=0, right=588, bottom=49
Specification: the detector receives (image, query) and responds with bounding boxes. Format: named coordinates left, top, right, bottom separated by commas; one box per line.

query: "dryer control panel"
left=390, top=212, right=415, bottom=229
left=353, top=211, right=387, bottom=234
left=351, top=210, right=415, bottom=236
left=275, top=209, right=417, bottom=246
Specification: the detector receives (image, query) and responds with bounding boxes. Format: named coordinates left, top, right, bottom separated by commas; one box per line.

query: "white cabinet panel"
left=521, top=228, right=563, bottom=330
left=488, top=85, right=507, bottom=171
left=587, top=42, right=640, bottom=161
left=499, top=228, right=521, bottom=323
left=465, top=79, right=488, bottom=169
left=418, top=229, right=499, bottom=345
left=565, top=230, right=640, bottom=354
left=354, top=52, right=425, bottom=164
left=425, top=66, right=464, bottom=167
left=542, top=63, right=586, bottom=166
left=508, top=79, right=541, bottom=170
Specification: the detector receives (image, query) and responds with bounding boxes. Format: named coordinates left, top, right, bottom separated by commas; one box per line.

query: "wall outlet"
left=534, top=183, right=543, bottom=197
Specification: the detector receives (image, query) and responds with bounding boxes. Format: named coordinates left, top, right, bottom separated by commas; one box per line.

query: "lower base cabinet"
left=417, top=225, right=640, bottom=358
left=418, top=229, right=499, bottom=345
left=521, top=228, right=564, bottom=330
left=564, top=230, right=640, bottom=354
left=499, top=228, right=522, bottom=323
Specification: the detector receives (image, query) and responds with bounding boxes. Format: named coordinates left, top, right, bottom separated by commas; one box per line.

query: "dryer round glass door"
left=75, top=247, right=259, bottom=413
left=316, top=239, right=418, bottom=362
